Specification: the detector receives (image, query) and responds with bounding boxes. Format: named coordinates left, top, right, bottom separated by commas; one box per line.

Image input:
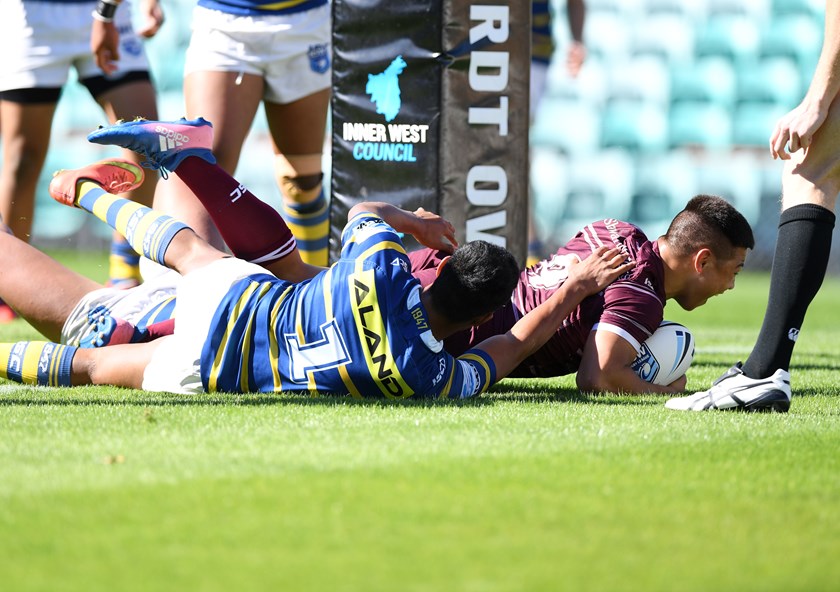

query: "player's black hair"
left=664, top=194, right=755, bottom=260
left=428, top=240, right=520, bottom=323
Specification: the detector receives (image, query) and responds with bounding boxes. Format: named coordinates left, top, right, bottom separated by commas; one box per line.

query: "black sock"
left=742, top=204, right=835, bottom=378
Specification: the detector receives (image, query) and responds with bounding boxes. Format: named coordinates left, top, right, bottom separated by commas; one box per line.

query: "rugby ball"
left=631, top=321, right=695, bottom=386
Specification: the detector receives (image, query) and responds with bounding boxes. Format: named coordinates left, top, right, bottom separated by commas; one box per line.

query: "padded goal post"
left=330, top=0, right=530, bottom=264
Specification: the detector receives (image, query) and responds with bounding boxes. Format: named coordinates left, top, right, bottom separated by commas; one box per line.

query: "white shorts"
left=184, top=3, right=331, bottom=104
left=142, top=257, right=270, bottom=394
left=0, top=0, right=150, bottom=92
left=61, top=269, right=181, bottom=346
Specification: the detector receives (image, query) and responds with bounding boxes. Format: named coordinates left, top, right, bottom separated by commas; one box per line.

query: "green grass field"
left=1, top=251, right=838, bottom=591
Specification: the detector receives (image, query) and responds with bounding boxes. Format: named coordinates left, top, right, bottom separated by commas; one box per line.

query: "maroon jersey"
left=408, top=219, right=666, bottom=378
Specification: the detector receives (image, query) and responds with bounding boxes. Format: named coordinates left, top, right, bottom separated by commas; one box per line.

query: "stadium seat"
left=670, top=57, right=737, bottom=108
left=631, top=13, right=695, bottom=64
left=531, top=98, right=601, bottom=154
left=582, top=11, right=634, bottom=62
left=668, top=101, right=732, bottom=149
left=606, top=56, right=671, bottom=106
left=601, top=99, right=669, bottom=152
left=631, top=150, right=698, bottom=238
left=694, top=14, right=761, bottom=67
left=771, top=0, right=823, bottom=17
left=643, top=0, right=708, bottom=21
left=706, top=0, right=771, bottom=20
left=545, top=56, right=610, bottom=107
left=758, top=13, right=823, bottom=73
left=736, top=57, right=803, bottom=107
left=133, top=0, right=193, bottom=92
left=553, top=149, right=635, bottom=242
left=731, top=102, right=789, bottom=147
left=694, top=152, right=762, bottom=223
left=580, top=0, right=643, bottom=20
left=530, top=147, right=570, bottom=243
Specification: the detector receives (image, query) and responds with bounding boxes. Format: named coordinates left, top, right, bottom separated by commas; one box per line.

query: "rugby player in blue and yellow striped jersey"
left=0, top=118, right=632, bottom=397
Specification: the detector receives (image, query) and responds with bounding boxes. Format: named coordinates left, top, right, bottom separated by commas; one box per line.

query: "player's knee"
left=782, top=156, right=840, bottom=210
left=275, top=153, right=323, bottom=204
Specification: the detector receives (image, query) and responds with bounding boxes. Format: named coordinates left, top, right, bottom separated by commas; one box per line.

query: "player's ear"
left=693, top=248, right=713, bottom=273
left=435, top=256, right=451, bottom=277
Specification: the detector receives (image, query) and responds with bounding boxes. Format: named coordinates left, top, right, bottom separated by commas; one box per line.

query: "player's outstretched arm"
left=72, top=339, right=164, bottom=388
left=474, top=247, right=634, bottom=382
left=575, top=329, right=687, bottom=395
left=348, top=202, right=458, bottom=253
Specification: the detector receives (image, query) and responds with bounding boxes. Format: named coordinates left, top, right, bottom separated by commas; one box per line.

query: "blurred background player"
left=528, top=0, right=587, bottom=266
left=666, top=0, right=840, bottom=413
left=0, top=0, right=163, bottom=317
left=129, top=0, right=333, bottom=266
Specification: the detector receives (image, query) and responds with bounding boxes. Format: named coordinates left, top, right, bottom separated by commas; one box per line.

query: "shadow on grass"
left=692, top=352, right=840, bottom=372
left=0, top=382, right=662, bottom=408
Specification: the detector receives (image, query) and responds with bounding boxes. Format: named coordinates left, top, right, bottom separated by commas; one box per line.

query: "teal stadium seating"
left=630, top=150, right=698, bottom=238
left=732, top=102, right=790, bottom=147
left=531, top=98, right=601, bottom=154
left=530, top=147, right=570, bottom=244
left=607, top=56, right=671, bottom=106
left=668, top=101, right=732, bottom=149
left=758, top=13, right=823, bottom=75
left=694, top=14, right=761, bottom=67
left=631, top=13, right=696, bottom=64
left=601, top=99, right=669, bottom=152
left=554, top=150, right=635, bottom=242
left=736, top=57, right=804, bottom=106
left=670, top=57, right=737, bottom=108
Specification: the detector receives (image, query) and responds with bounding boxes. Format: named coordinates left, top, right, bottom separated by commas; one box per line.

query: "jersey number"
left=285, top=319, right=351, bottom=383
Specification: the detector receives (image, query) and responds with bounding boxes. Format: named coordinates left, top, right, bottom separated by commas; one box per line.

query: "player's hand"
left=769, top=98, right=827, bottom=160
left=567, top=246, right=634, bottom=295
left=136, top=0, right=165, bottom=38
left=412, top=207, right=458, bottom=253
left=566, top=42, right=586, bottom=78
left=666, top=374, right=688, bottom=393
left=91, top=20, right=120, bottom=75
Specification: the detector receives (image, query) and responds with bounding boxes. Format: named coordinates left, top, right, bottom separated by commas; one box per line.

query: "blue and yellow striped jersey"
left=197, top=0, right=327, bottom=17
left=199, top=213, right=497, bottom=399
left=532, top=0, right=555, bottom=64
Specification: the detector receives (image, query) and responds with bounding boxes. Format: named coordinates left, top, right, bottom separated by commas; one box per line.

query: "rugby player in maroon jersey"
left=410, top=196, right=754, bottom=395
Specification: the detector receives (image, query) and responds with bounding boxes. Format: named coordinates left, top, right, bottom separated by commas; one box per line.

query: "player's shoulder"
left=341, top=211, right=407, bottom=261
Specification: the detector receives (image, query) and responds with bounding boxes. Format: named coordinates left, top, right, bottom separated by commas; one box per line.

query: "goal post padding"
left=330, top=0, right=530, bottom=264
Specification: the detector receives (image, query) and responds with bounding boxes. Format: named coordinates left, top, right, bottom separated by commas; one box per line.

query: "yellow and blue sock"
left=281, top=187, right=329, bottom=267
left=108, top=235, right=142, bottom=288
left=77, top=182, right=188, bottom=265
left=0, top=341, right=77, bottom=387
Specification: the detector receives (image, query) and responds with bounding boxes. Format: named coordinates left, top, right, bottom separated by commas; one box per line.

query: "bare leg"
left=741, top=95, right=840, bottom=378
left=97, top=79, right=160, bottom=285
left=266, top=89, right=331, bottom=265
left=0, top=100, right=56, bottom=240
left=152, top=71, right=263, bottom=249
left=97, top=79, right=160, bottom=209
left=0, top=231, right=101, bottom=341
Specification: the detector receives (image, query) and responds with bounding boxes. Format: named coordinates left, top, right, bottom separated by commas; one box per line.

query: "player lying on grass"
left=408, top=194, right=754, bottom=394
left=0, top=162, right=454, bottom=354
left=2, top=117, right=752, bottom=396
left=0, top=130, right=632, bottom=396
left=126, top=119, right=750, bottom=395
